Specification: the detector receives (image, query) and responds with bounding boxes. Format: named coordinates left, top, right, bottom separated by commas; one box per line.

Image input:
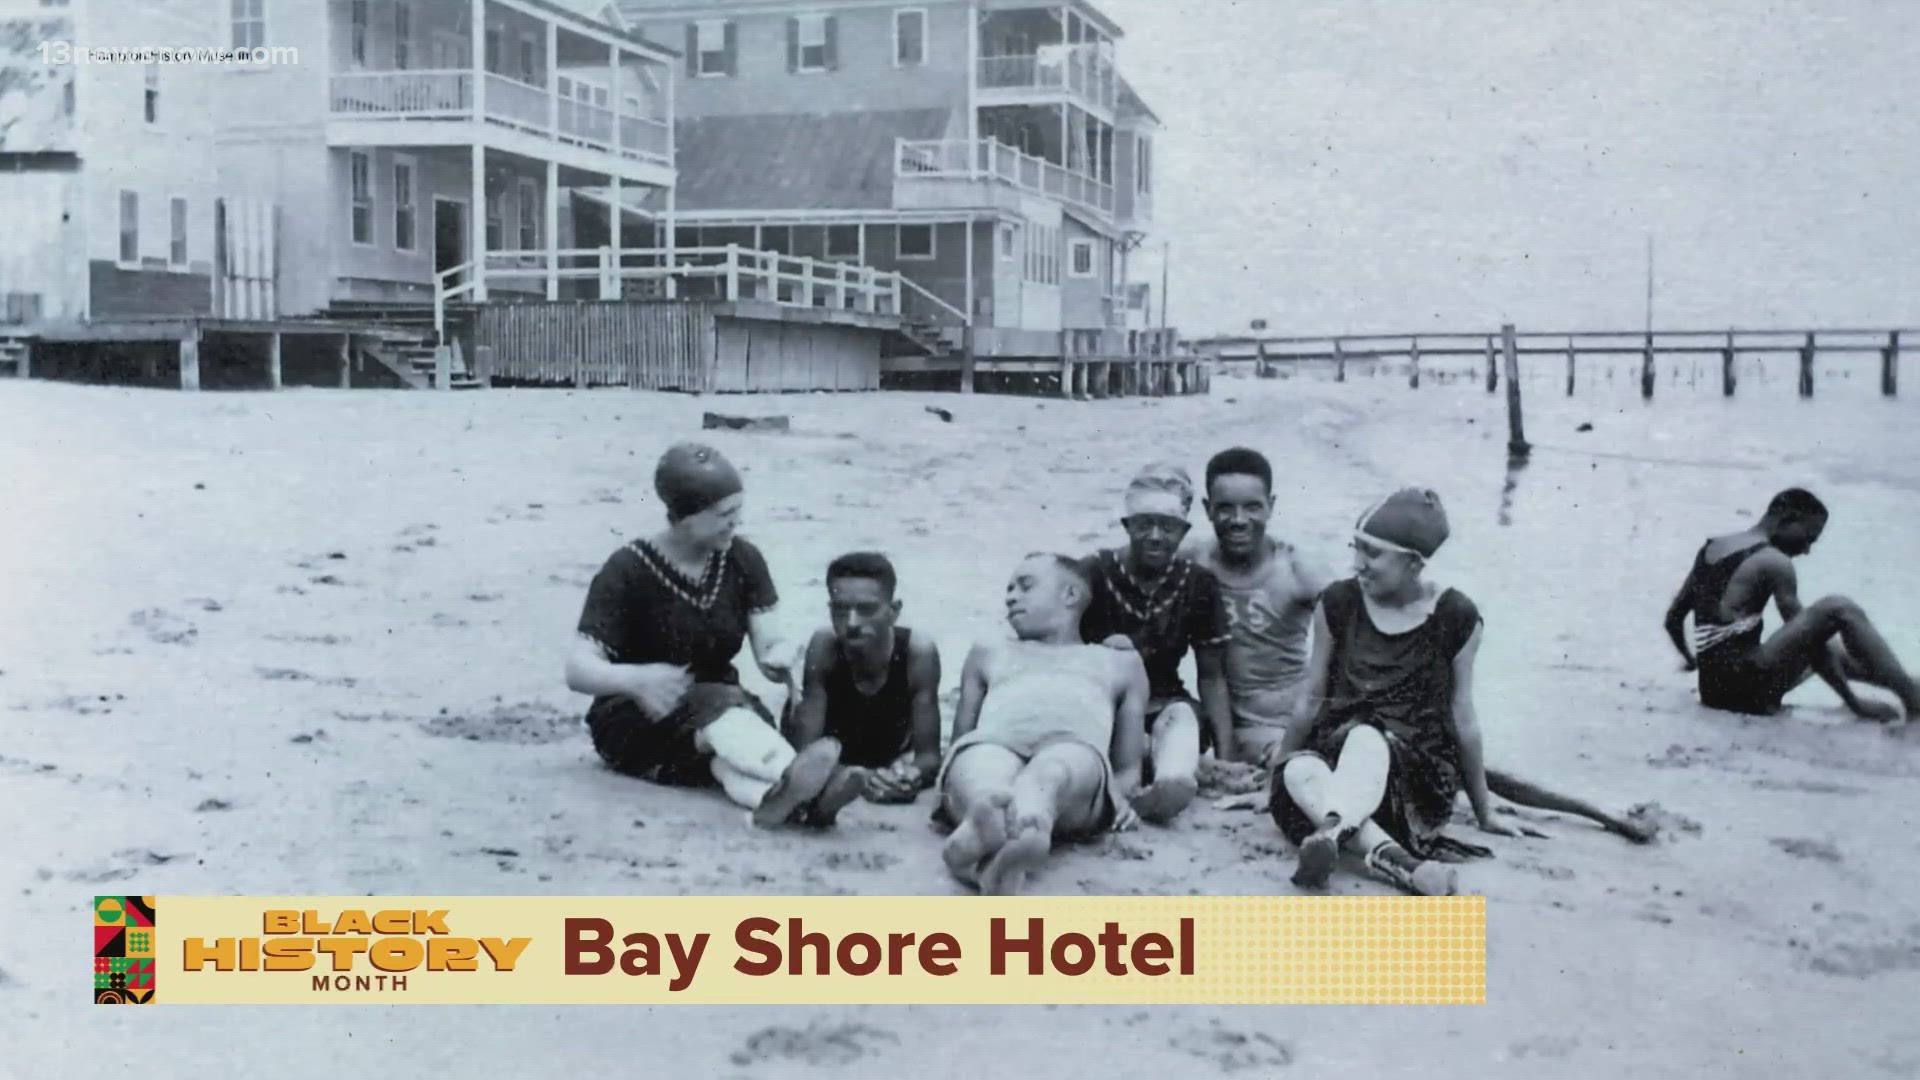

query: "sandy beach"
left=5, top=364, right=1919, bottom=1078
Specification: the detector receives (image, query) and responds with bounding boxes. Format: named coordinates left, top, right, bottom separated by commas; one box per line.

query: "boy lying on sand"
left=1665, top=487, right=1919, bottom=726
left=1270, top=488, right=1516, bottom=896
left=938, top=554, right=1148, bottom=895
left=784, top=552, right=944, bottom=803
left=1078, top=463, right=1233, bottom=823
left=565, top=443, right=867, bottom=829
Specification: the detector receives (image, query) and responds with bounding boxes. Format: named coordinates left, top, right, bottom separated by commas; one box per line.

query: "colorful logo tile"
left=94, top=896, right=156, bottom=1004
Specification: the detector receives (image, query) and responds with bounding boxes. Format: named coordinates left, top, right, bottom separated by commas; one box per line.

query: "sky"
left=1099, top=0, right=1920, bottom=336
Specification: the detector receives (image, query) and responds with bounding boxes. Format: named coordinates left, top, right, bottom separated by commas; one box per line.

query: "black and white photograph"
left=4, top=0, right=1918, bottom=1074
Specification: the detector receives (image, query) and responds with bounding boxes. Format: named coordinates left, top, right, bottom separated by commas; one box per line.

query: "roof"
left=619, top=0, right=1124, bottom=40
left=521, top=0, right=679, bottom=56
left=1117, top=76, right=1159, bottom=126
left=673, top=108, right=954, bottom=211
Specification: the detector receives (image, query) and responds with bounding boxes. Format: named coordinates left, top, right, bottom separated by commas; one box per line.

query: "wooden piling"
left=1640, top=333, right=1654, bottom=399
left=1335, top=339, right=1347, bottom=382
left=267, top=332, right=282, bottom=390
left=960, top=326, right=976, bottom=395
left=338, top=334, right=351, bottom=389
left=1799, top=332, right=1815, bottom=398
left=1883, top=330, right=1899, bottom=397
left=1501, top=324, right=1530, bottom=459
left=1408, top=338, right=1421, bottom=388
left=179, top=329, right=201, bottom=391
left=1722, top=331, right=1736, bottom=397
left=1564, top=337, right=1576, bottom=396
left=1256, top=340, right=1269, bottom=378
left=1485, top=336, right=1498, bottom=393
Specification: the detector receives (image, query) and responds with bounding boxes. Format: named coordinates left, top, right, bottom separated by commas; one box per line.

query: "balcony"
left=327, top=69, right=671, bottom=177
left=897, top=138, right=1115, bottom=220
left=977, top=44, right=1117, bottom=115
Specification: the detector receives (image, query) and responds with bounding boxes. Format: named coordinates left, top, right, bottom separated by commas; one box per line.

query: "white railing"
left=433, top=245, right=909, bottom=340
left=329, top=70, right=471, bottom=115
left=896, top=137, right=1116, bottom=217
left=329, top=69, right=672, bottom=165
left=977, top=44, right=1117, bottom=112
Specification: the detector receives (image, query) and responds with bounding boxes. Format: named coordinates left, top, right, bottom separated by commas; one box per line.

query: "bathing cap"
left=655, top=441, right=743, bottom=519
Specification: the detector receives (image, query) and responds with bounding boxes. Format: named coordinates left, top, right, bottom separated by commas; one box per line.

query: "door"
left=434, top=198, right=467, bottom=289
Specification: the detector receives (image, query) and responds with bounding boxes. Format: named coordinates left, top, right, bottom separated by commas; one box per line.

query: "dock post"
left=1883, top=330, right=1899, bottom=397
left=338, top=334, right=351, bottom=389
left=1256, top=339, right=1269, bottom=378
left=1408, top=338, right=1421, bottom=389
left=1640, top=333, right=1655, bottom=400
left=960, top=325, right=976, bottom=395
left=1484, top=336, right=1497, bottom=393
left=179, top=328, right=201, bottom=391
left=1502, top=324, right=1530, bottom=460
left=1799, top=332, right=1815, bottom=398
left=1335, top=339, right=1347, bottom=382
left=1722, top=331, right=1736, bottom=397
left=16, top=340, right=28, bottom=379
left=267, top=332, right=282, bottom=390
left=1565, top=336, right=1576, bottom=396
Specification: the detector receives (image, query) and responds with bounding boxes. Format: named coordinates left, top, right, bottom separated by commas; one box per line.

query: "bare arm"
left=1664, top=570, right=1697, bottom=669
left=787, top=631, right=835, bottom=748
left=906, top=641, right=945, bottom=779
left=1280, top=602, right=1334, bottom=757
left=1195, top=647, right=1235, bottom=760
left=565, top=632, right=634, bottom=699
left=1448, top=624, right=1510, bottom=833
left=1108, top=651, right=1149, bottom=797
left=949, top=643, right=992, bottom=745
left=748, top=608, right=799, bottom=688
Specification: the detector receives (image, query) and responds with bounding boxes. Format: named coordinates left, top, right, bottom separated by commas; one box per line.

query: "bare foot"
left=1605, top=814, right=1659, bottom=844
left=796, top=765, right=870, bottom=829
left=980, top=827, right=1051, bottom=896
left=942, top=792, right=1011, bottom=888
left=1291, top=815, right=1346, bottom=890
left=1131, top=775, right=1198, bottom=825
left=1853, top=699, right=1903, bottom=724
left=752, top=738, right=842, bottom=829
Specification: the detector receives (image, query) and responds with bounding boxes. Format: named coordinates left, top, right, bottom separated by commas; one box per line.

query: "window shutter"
left=685, top=23, right=696, bottom=74
left=724, top=21, right=738, bottom=75
left=824, top=16, right=838, bottom=70
left=786, top=17, right=798, bottom=72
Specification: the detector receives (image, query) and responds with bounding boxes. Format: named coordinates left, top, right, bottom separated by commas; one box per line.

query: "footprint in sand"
left=1625, top=803, right=1699, bottom=838
left=1168, top=1028, right=1294, bottom=1072
left=130, top=608, right=196, bottom=645
left=1506, top=1035, right=1580, bottom=1060
left=419, top=701, right=576, bottom=745
left=1770, top=837, right=1842, bottom=864
left=815, top=851, right=898, bottom=872
left=729, top=1023, right=901, bottom=1069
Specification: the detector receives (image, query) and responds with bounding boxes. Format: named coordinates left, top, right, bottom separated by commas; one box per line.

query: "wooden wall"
left=710, top=318, right=882, bottom=392
left=476, top=300, right=710, bottom=389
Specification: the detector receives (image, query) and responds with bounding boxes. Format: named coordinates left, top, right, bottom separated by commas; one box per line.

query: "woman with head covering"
left=565, top=441, right=867, bottom=828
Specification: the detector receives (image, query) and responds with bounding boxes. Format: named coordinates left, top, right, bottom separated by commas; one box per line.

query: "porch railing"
left=433, top=245, right=908, bottom=341
left=897, top=137, right=1115, bottom=217
left=977, top=44, right=1117, bottom=111
left=328, top=70, right=672, bottom=165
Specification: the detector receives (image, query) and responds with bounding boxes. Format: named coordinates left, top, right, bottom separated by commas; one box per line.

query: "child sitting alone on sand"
left=1270, top=488, right=1520, bottom=896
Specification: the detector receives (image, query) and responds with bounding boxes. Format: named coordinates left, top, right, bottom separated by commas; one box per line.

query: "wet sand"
left=4, top=365, right=1918, bottom=1078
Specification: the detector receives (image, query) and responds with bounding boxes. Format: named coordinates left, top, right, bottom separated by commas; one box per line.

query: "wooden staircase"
left=896, top=317, right=959, bottom=357
left=356, top=332, right=485, bottom=390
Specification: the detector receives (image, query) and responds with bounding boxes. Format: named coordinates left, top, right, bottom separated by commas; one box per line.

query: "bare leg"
left=1753, top=596, right=1920, bottom=715
left=981, top=741, right=1107, bottom=896
left=1486, top=768, right=1655, bottom=842
left=940, top=744, right=1023, bottom=888
left=1134, top=702, right=1201, bottom=824
left=1279, top=725, right=1390, bottom=888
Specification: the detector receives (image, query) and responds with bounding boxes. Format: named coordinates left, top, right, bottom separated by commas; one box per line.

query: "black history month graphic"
left=94, top=896, right=157, bottom=1004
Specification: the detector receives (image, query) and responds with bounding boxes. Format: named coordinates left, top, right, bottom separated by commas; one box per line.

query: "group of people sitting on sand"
left=564, top=440, right=1920, bottom=896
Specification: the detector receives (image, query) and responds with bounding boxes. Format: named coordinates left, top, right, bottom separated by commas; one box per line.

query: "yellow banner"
left=102, top=895, right=1485, bottom=1005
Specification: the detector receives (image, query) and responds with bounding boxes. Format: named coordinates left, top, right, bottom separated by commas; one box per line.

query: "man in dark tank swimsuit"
left=786, top=552, right=944, bottom=803
left=1665, top=487, right=1920, bottom=725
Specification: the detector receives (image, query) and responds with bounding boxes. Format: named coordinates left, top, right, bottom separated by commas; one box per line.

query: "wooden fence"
left=475, top=301, right=709, bottom=390
left=1196, top=328, right=1912, bottom=399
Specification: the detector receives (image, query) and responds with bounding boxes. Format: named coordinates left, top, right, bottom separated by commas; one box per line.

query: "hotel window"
left=690, top=19, right=735, bottom=77
left=897, top=223, right=935, bottom=260
left=393, top=159, right=416, bottom=251
left=118, top=191, right=138, bottom=264
left=143, top=64, right=158, bottom=124
left=519, top=39, right=536, bottom=81
left=788, top=14, right=836, bottom=73
left=1069, top=238, right=1095, bottom=278
left=394, top=2, right=411, bottom=69
left=231, top=0, right=265, bottom=51
left=1136, top=136, right=1152, bottom=194
left=348, top=151, right=372, bottom=245
left=169, top=198, right=188, bottom=267
left=485, top=26, right=500, bottom=71
left=518, top=180, right=538, bottom=250
left=349, top=0, right=366, bottom=65
left=894, top=9, right=926, bottom=67
left=825, top=225, right=859, bottom=259
left=486, top=189, right=505, bottom=251
left=760, top=226, right=792, bottom=255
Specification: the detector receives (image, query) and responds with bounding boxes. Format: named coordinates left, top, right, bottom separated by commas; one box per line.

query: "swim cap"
left=655, top=441, right=743, bottom=519
left=1356, top=487, right=1449, bottom=558
left=1123, top=462, right=1194, bottom=519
